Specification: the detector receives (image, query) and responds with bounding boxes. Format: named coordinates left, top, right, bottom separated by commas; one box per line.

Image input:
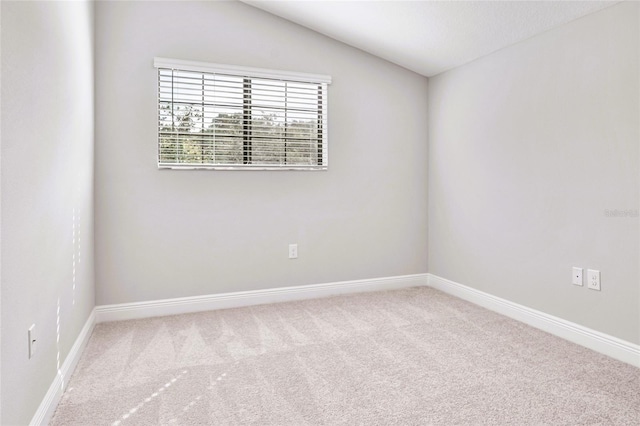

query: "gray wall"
left=428, top=1, right=639, bottom=344
left=3, top=1, right=636, bottom=423
left=0, top=1, right=96, bottom=424
left=94, top=0, right=429, bottom=305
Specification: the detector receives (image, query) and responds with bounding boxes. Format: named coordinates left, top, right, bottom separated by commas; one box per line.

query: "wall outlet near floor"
left=28, top=324, right=36, bottom=359
left=587, top=269, right=601, bottom=291
left=572, top=267, right=583, bottom=286
left=288, top=243, right=298, bottom=259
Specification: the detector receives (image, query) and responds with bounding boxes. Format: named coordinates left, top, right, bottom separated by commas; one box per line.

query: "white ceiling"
left=242, top=0, right=620, bottom=77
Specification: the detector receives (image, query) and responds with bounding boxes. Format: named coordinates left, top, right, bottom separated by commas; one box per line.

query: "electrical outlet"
left=288, top=243, right=298, bottom=259
left=572, top=267, right=583, bottom=286
left=587, top=269, right=601, bottom=291
left=28, top=324, right=36, bottom=359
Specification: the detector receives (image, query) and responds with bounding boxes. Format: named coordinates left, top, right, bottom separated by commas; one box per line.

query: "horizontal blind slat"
left=158, top=64, right=328, bottom=169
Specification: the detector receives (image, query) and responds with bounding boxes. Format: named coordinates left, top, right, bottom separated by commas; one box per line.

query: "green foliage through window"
left=157, top=68, right=328, bottom=170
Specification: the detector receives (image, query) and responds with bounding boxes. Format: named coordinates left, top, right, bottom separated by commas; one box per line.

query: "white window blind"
left=155, top=58, right=331, bottom=170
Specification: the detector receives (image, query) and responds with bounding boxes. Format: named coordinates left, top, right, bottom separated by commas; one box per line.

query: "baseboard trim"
left=427, top=273, right=640, bottom=368
left=30, top=309, right=96, bottom=426
left=95, top=273, right=429, bottom=323
left=30, top=273, right=638, bottom=425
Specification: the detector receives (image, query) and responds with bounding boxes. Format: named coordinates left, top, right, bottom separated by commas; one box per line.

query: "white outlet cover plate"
left=587, top=269, right=601, bottom=291
left=572, top=267, right=583, bottom=286
left=28, top=324, right=36, bottom=358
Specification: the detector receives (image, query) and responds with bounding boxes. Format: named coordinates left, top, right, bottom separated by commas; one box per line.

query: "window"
left=155, top=58, right=331, bottom=170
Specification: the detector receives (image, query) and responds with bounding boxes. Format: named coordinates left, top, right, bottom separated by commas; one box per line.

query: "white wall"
left=0, top=1, right=95, bottom=424
left=94, top=0, right=429, bottom=305
left=428, top=1, right=639, bottom=344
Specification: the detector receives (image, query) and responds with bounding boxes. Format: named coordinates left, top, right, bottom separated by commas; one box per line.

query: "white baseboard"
left=95, top=273, right=429, bottom=323
left=32, top=272, right=637, bottom=426
left=427, top=273, right=640, bottom=368
left=30, top=309, right=96, bottom=426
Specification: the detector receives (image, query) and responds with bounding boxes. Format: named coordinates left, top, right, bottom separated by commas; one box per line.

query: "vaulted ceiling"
left=242, top=0, right=620, bottom=77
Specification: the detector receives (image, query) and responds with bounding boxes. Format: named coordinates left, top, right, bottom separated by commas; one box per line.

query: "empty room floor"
left=51, top=287, right=640, bottom=425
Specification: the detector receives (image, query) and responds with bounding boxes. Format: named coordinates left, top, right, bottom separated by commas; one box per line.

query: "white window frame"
left=154, top=57, right=331, bottom=170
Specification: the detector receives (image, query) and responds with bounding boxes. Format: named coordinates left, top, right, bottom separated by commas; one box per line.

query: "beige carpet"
left=51, top=287, right=639, bottom=425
